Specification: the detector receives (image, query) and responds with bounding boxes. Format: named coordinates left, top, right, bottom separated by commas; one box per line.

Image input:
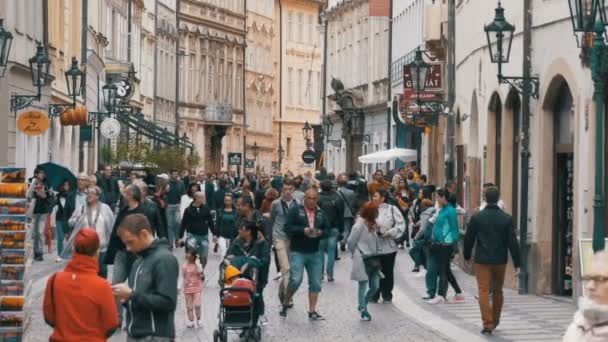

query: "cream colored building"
left=245, top=0, right=276, bottom=174
left=277, top=0, right=324, bottom=173
left=177, top=0, right=246, bottom=174
left=324, top=0, right=390, bottom=177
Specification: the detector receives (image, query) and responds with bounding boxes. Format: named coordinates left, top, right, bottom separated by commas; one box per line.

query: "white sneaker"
left=414, top=271, right=426, bottom=278
left=196, top=320, right=202, bottom=327
left=186, top=321, right=195, bottom=328
left=449, top=294, right=465, bottom=304
left=273, top=273, right=282, bottom=281
left=55, top=257, right=63, bottom=263
left=259, top=314, right=269, bottom=326
left=427, top=296, right=446, bottom=305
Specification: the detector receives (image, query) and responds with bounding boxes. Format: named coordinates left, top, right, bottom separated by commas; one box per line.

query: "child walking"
left=182, top=245, right=204, bottom=328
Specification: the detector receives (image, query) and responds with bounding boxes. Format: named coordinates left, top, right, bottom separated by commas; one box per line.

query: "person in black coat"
left=134, top=180, right=167, bottom=239
left=178, top=192, right=215, bottom=271
left=97, top=165, right=120, bottom=212
left=54, top=179, right=76, bottom=258
left=464, top=186, right=521, bottom=335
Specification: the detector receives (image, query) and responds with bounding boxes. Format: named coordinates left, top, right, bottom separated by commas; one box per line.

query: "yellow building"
left=276, top=0, right=325, bottom=173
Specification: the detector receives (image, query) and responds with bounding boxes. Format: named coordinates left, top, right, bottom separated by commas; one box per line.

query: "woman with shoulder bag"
left=347, top=202, right=382, bottom=321
left=27, top=167, right=54, bottom=261
left=370, top=188, right=406, bottom=303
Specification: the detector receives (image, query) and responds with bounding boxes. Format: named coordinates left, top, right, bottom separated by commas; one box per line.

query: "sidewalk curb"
left=392, top=287, right=491, bottom=342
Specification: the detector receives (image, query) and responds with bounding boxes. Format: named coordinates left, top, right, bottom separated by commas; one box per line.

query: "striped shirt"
left=181, top=262, right=203, bottom=294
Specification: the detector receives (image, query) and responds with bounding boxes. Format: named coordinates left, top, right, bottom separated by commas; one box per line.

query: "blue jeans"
left=358, top=272, right=380, bottom=311
left=98, top=252, right=108, bottom=279
left=56, top=220, right=67, bottom=256
left=166, top=204, right=180, bottom=243
left=32, top=213, right=48, bottom=256
left=319, top=228, right=339, bottom=277
left=187, top=233, right=209, bottom=268
left=288, top=251, right=323, bottom=293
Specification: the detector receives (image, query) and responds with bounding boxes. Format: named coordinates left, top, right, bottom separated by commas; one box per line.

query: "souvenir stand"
left=0, top=168, right=28, bottom=341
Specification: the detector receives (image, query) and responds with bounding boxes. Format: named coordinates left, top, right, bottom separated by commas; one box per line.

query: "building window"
left=298, top=13, right=303, bottom=42
left=288, top=68, right=293, bottom=105
left=298, top=69, right=303, bottom=105
left=287, top=11, right=294, bottom=42
left=287, top=137, right=292, bottom=157
left=308, top=15, right=314, bottom=43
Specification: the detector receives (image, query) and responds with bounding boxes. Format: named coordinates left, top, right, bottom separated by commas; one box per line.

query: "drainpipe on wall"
left=385, top=0, right=393, bottom=171
left=321, top=4, right=328, bottom=168
left=242, top=0, right=247, bottom=178
left=278, top=0, right=283, bottom=172
left=445, top=0, right=456, bottom=182
left=80, top=0, right=88, bottom=172
left=175, top=0, right=181, bottom=142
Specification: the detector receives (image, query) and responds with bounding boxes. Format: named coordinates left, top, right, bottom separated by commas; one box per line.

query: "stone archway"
left=502, top=89, right=521, bottom=218
left=486, top=92, right=502, bottom=185
left=466, top=91, right=482, bottom=212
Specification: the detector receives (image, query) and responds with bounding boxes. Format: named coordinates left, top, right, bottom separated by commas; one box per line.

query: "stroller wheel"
left=213, top=329, right=219, bottom=342
left=221, top=328, right=228, bottom=342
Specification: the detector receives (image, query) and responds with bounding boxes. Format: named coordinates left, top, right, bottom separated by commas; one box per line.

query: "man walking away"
left=98, top=165, right=120, bottom=213
left=133, top=180, right=167, bottom=239
left=318, top=180, right=344, bottom=282
left=464, top=186, right=520, bottom=335
left=279, top=189, right=329, bottom=320
left=337, top=173, right=355, bottom=251
left=112, top=214, right=178, bottom=342
left=43, top=229, right=119, bottom=341
left=270, top=179, right=297, bottom=307
left=166, top=169, right=185, bottom=248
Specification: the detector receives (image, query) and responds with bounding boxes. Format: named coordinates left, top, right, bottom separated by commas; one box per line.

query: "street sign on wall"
left=228, top=153, right=242, bottom=166
left=301, top=150, right=316, bottom=164
left=400, top=62, right=444, bottom=126
left=17, top=111, right=50, bottom=136
left=245, top=159, right=255, bottom=169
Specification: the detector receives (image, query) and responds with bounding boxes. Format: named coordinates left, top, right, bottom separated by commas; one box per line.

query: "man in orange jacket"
left=43, top=228, right=119, bottom=341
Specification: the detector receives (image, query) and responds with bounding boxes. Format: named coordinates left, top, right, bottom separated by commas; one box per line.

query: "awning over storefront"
left=114, top=111, right=194, bottom=150
left=358, top=148, right=417, bottom=164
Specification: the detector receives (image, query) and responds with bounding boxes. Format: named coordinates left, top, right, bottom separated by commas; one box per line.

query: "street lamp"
left=302, top=121, right=312, bottom=148
left=484, top=2, right=539, bottom=98
left=252, top=141, right=259, bottom=158
left=103, top=82, right=118, bottom=113
left=0, top=19, right=14, bottom=76
left=567, top=0, right=607, bottom=253
left=10, top=43, right=51, bottom=111
left=278, top=145, right=285, bottom=171
left=322, top=116, right=333, bottom=138
left=49, top=56, right=83, bottom=118
left=65, top=57, right=83, bottom=103
left=410, top=48, right=430, bottom=92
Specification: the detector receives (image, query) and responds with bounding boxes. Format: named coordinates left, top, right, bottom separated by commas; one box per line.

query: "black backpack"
left=318, top=193, right=339, bottom=228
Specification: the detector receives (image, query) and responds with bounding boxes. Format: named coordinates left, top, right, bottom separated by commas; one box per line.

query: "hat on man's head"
left=74, top=228, right=100, bottom=255
left=158, top=174, right=169, bottom=181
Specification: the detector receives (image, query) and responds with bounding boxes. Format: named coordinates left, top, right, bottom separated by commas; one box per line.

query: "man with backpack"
left=337, top=174, right=355, bottom=252
left=318, top=180, right=344, bottom=282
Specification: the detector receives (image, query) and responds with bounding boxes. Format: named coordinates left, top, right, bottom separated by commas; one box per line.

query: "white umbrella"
left=358, top=148, right=418, bottom=164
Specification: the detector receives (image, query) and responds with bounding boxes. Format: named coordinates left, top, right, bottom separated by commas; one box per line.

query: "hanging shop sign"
left=228, top=153, right=242, bottom=166
left=400, top=63, right=444, bottom=126
left=100, top=118, right=121, bottom=139
left=244, top=159, right=255, bottom=169
left=17, top=111, right=50, bottom=136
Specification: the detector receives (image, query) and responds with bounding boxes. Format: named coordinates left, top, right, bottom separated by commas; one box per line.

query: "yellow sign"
left=17, top=111, right=50, bottom=136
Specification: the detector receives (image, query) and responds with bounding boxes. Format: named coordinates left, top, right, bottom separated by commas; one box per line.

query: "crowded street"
left=1, top=0, right=608, bottom=341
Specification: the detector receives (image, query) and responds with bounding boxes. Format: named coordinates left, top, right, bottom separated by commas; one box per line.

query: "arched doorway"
left=504, top=90, right=521, bottom=220
left=466, top=92, right=482, bottom=212
left=551, top=81, right=574, bottom=297
left=486, top=92, right=502, bottom=185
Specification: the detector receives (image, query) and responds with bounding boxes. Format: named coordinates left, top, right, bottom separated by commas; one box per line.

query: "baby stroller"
left=213, top=262, right=262, bottom=342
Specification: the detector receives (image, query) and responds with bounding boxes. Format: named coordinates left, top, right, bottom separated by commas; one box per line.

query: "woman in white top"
left=370, top=188, right=406, bottom=303
left=180, top=183, right=201, bottom=218
left=64, top=186, right=115, bottom=278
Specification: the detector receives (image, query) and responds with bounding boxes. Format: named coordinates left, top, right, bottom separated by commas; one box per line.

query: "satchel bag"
left=429, top=222, right=451, bottom=253
left=362, top=254, right=382, bottom=272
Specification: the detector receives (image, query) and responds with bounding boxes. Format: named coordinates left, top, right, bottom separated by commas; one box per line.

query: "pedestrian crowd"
left=30, top=163, right=608, bottom=341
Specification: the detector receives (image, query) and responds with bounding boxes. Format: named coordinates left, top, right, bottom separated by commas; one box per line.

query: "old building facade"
left=278, top=0, right=324, bottom=173
left=178, top=0, right=246, bottom=174
left=245, top=0, right=276, bottom=174
left=324, top=0, right=389, bottom=177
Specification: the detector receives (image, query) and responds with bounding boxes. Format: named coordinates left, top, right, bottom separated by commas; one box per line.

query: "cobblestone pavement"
left=25, top=245, right=575, bottom=341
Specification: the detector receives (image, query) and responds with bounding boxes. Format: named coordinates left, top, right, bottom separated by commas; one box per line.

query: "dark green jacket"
left=227, top=237, right=271, bottom=287
left=285, top=204, right=329, bottom=253
left=126, top=239, right=178, bottom=339
left=464, top=205, right=521, bottom=267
